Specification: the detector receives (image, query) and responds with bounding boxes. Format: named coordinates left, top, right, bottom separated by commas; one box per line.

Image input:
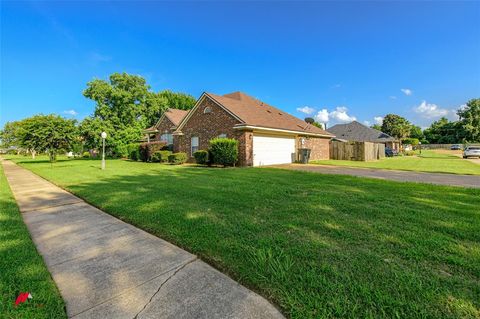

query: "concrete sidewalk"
left=2, top=160, right=283, bottom=319
left=271, top=164, right=480, bottom=188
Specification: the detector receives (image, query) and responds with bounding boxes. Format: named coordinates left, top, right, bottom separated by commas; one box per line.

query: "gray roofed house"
left=327, top=121, right=400, bottom=149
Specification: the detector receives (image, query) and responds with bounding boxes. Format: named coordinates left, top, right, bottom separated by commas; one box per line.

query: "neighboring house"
left=142, top=108, right=189, bottom=146
left=173, top=91, right=334, bottom=166
left=327, top=121, right=400, bottom=150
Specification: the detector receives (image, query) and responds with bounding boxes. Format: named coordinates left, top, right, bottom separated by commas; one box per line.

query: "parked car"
left=463, top=146, right=480, bottom=158
left=451, top=144, right=462, bottom=150
left=385, top=147, right=398, bottom=157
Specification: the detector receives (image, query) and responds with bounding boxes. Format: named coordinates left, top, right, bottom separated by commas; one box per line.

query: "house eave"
left=233, top=125, right=334, bottom=138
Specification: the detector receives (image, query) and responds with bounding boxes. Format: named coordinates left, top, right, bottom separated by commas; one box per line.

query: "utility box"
left=298, top=148, right=311, bottom=164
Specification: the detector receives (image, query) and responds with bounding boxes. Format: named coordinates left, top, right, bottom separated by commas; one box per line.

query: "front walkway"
left=271, top=164, right=480, bottom=188
left=2, top=160, right=283, bottom=319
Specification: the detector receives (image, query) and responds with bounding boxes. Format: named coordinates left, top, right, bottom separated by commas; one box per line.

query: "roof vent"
left=266, top=110, right=272, bottom=113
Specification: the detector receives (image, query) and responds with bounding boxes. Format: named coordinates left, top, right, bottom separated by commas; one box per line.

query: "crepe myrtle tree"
left=18, top=114, right=78, bottom=162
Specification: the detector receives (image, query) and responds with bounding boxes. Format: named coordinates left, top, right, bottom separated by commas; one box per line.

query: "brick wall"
left=174, top=96, right=253, bottom=165
left=298, top=136, right=330, bottom=161
left=151, top=116, right=176, bottom=141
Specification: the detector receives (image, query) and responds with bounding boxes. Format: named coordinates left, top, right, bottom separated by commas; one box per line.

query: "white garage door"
left=253, top=134, right=296, bottom=166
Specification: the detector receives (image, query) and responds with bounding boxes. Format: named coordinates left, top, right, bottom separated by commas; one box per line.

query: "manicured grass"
left=8, top=156, right=480, bottom=318
left=311, top=150, right=480, bottom=175
left=0, top=163, right=66, bottom=318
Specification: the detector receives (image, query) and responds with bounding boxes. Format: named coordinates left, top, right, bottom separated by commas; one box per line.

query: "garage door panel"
left=253, top=134, right=296, bottom=166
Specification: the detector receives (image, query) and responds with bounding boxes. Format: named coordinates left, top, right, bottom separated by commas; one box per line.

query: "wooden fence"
left=330, top=141, right=385, bottom=161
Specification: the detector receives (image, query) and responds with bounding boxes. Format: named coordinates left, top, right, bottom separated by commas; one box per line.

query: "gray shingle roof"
left=326, top=121, right=398, bottom=143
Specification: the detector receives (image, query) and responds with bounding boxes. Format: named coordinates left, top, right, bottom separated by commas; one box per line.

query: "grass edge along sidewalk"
left=0, top=162, right=67, bottom=318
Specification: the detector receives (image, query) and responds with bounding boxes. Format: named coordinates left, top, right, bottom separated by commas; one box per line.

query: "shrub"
left=404, top=151, right=416, bottom=156
left=151, top=151, right=162, bottom=163
left=158, top=150, right=172, bottom=162
left=82, top=151, right=90, bottom=158
left=193, top=150, right=209, bottom=165
left=127, top=143, right=140, bottom=154
left=209, top=138, right=238, bottom=166
left=115, top=144, right=129, bottom=158
left=168, top=152, right=187, bottom=165
left=129, top=149, right=140, bottom=161
left=139, top=141, right=167, bottom=162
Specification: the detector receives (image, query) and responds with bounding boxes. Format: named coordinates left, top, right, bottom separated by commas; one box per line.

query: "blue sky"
left=1, top=1, right=479, bottom=129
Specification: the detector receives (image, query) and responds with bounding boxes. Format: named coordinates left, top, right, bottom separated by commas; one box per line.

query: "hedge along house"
left=173, top=91, right=334, bottom=166
left=142, top=108, right=189, bottom=146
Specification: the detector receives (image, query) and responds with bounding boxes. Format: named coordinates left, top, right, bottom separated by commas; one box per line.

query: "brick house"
left=172, top=91, right=333, bottom=166
left=143, top=108, right=189, bottom=146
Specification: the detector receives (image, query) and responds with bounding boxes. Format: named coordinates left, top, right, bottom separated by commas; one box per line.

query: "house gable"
left=175, top=95, right=243, bottom=148
left=175, top=93, right=244, bottom=133
left=172, top=94, right=258, bottom=165
left=155, top=116, right=176, bottom=135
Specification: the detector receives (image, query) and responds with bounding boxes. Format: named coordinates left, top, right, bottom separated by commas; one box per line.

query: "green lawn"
left=311, top=150, right=480, bottom=175
left=6, top=156, right=480, bottom=318
left=0, top=163, right=66, bottom=318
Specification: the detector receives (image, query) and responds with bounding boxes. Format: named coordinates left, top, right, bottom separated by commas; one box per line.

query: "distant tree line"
left=371, top=99, right=479, bottom=145
left=0, top=73, right=196, bottom=161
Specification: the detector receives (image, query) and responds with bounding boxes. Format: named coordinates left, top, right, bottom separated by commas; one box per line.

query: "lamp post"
left=101, top=131, right=107, bottom=170
left=419, top=141, right=422, bottom=155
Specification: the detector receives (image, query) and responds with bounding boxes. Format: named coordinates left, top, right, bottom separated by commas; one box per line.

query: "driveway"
left=2, top=160, right=283, bottom=319
left=271, top=164, right=480, bottom=188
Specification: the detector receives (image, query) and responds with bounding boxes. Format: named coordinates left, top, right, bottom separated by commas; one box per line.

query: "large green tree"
left=0, top=121, right=22, bottom=148
left=457, top=98, right=480, bottom=142
left=81, top=73, right=196, bottom=156
left=17, top=115, right=77, bottom=162
left=409, top=125, right=426, bottom=143
left=157, top=90, right=196, bottom=112
left=423, top=117, right=462, bottom=144
left=381, top=114, right=411, bottom=139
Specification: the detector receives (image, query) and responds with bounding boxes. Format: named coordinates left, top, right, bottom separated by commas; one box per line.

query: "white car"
left=463, top=146, right=480, bottom=158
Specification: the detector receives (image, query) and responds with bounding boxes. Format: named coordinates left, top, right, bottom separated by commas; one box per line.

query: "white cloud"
left=313, top=107, right=356, bottom=125
left=374, top=116, right=383, bottom=125
left=401, top=88, right=413, bottom=96
left=363, top=120, right=371, bottom=126
left=296, top=106, right=315, bottom=115
left=63, top=109, right=78, bottom=116
left=329, top=106, right=356, bottom=123
left=314, top=109, right=330, bottom=123
left=413, top=100, right=451, bottom=119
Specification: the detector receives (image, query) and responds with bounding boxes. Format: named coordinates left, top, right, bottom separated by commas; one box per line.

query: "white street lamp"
left=101, top=132, right=107, bottom=170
